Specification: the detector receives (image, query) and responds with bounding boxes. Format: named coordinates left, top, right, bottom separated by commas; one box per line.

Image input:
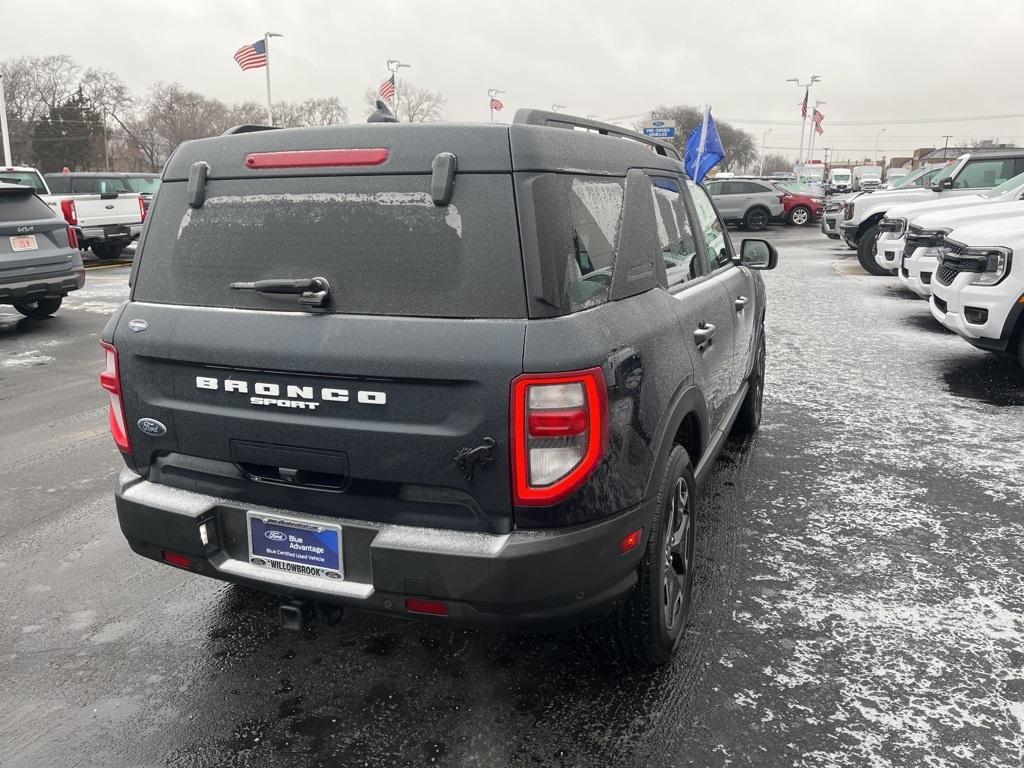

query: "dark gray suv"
left=0, top=182, right=84, bottom=318
left=104, top=110, right=775, bottom=664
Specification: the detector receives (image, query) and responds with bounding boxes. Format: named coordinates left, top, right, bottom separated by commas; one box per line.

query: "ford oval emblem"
left=128, top=319, right=148, bottom=333
left=264, top=530, right=288, bottom=542
left=105, top=204, right=115, bottom=210
left=137, top=418, right=167, bottom=436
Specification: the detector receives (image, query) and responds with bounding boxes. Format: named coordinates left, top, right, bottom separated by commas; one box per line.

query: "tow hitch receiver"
left=279, top=600, right=343, bottom=631
left=279, top=599, right=316, bottom=631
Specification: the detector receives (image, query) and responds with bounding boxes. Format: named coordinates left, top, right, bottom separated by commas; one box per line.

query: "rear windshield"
left=0, top=171, right=47, bottom=193
left=126, top=176, right=160, bottom=195
left=132, top=174, right=527, bottom=318
left=0, top=191, right=57, bottom=222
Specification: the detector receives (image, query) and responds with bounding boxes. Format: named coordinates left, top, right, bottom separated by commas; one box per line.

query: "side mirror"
left=933, top=177, right=954, bottom=191
left=738, top=239, right=778, bottom=270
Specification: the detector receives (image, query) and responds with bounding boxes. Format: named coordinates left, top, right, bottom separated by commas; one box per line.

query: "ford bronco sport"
left=104, top=109, right=775, bottom=664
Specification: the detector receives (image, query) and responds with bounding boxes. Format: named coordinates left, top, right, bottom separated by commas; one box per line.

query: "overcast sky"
left=5, top=0, right=1024, bottom=161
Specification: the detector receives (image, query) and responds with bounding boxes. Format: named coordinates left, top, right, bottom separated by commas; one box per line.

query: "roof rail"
left=512, top=108, right=682, bottom=161
left=221, top=124, right=283, bottom=136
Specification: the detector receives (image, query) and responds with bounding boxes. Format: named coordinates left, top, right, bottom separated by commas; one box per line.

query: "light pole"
left=759, top=128, right=772, bottom=176
left=488, top=88, right=505, bottom=122
left=387, top=59, right=411, bottom=120
left=263, top=32, right=283, bottom=125
left=1, top=72, right=14, bottom=165
left=786, top=74, right=821, bottom=169
left=552, top=104, right=566, bottom=112
left=875, top=128, right=886, bottom=164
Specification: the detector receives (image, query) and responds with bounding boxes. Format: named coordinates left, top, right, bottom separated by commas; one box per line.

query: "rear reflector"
left=244, top=148, right=389, bottom=169
left=405, top=598, right=448, bottom=616
left=99, top=341, right=131, bottom=452
left=620, top=529, right=643, bottom=554
left=162, top=550, right=192, bottom=569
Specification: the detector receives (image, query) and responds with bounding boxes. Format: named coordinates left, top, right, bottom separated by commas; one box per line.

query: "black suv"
left=105, top=110, right=775, bottom=664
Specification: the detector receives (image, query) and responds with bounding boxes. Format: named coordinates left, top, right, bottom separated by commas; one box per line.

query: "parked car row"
left=825, top=152, right=1024, bottom=368
left=706, top=177, right=823, bottom=230
left=0, top=166, right=159, bottom=260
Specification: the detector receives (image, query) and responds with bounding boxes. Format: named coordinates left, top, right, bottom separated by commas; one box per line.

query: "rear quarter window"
left=132, top=174, right=527, bottom=319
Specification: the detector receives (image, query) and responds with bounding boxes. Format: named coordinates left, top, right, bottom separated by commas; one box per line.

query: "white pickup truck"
left=43, top=172, right=145, bottom=260
left=874, top=171, right=1024, bottom=276
left=837, top=151, right=1024, bottom=275
left=929, top=216, right=1024, bottom=368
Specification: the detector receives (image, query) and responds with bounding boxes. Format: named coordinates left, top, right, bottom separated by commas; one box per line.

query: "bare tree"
left=1, top=55, right=83, bottom=163
left=272, top=98, right=347, bottom=128
left=363, top=80, right=446, bottom=123
left=81, top=69, right=134, bottom=169
left=759, top=153, right=791, bottom=175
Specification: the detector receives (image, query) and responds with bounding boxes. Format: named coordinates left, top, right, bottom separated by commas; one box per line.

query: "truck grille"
left=935, top=255, right=985, bottom=286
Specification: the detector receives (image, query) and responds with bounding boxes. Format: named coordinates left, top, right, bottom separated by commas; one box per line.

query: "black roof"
left=163, top=110, right=686, bottom=181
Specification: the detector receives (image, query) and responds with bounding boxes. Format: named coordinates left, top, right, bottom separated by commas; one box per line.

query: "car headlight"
left=878, top=218, right=907, bottom=237
left=968, top=247, right=1012, bottom=286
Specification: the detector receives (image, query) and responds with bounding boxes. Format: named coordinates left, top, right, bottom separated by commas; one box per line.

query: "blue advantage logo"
left=137, top=418, right=166, bottom=436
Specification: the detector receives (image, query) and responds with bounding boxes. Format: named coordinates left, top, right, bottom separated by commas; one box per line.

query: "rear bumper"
left=115, top=469, right=651, bottom=631
left=78, top=223, right=142, bottom=241
left=0, top=266, right=85, bottom=303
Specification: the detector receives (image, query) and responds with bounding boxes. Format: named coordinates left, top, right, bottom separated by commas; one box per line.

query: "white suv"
left=930, top=218, right=1024, bottom=367
left=875, top=171, right=1024, bottom=273
left=899, top=201, right=1024, bottom=297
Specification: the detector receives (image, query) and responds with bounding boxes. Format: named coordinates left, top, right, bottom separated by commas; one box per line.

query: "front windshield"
left=126, top=176, right=161, bottom=195
left=888, top=166, right=931, bottom=189
left=929, top=160, right=962, bottom=185
left=982, top=170, right=1024, bottom=199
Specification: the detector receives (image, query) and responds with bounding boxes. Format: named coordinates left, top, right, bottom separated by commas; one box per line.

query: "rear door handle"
left=693, top=322, right=716, bottom=349
left=734, top=295, right=750, bottom=311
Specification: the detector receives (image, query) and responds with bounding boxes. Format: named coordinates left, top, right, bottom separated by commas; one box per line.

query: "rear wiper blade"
left=229, top=276, right=331, bottom=308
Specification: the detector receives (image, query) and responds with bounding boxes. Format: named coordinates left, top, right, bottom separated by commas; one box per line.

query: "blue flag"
left=684, top=108, right=725, bottom=184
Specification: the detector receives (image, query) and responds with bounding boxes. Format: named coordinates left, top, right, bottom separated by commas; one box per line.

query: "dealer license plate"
left=10, top=235, right=37, bottom=251
left=247, top=512, right=343, bottom=581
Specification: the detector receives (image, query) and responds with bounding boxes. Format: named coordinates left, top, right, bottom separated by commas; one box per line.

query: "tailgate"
left=74, top=194, right=142, bottom=227
left=114, top=306, right=525, bottom=533
left=0, top=190, right=73, bottom=274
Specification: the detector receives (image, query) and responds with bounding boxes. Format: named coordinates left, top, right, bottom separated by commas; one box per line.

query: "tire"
left=14, top=296, right=62, bottom=319
left=788, top=206, right=811, bottom=226
left=744, top=207, right=769, bottom=231
left=1017, top=330, right=1024, bottom=372
left=609, top=446, right=696, bottom=666
left=856, top=224, right=890, bottom=276
left=734, top=330, right=765, bottom=435
left=91, top=241, right=126, bottom=261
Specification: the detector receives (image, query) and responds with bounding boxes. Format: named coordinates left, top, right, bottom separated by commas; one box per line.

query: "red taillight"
left=138, top=195, right=146, bottom=223
left=60, top=198, right=77, bottom=226
left=99, top=341, right=131, bottom=452
left=162, top=550, right=192, bottom=569
left=244, top=148, right=389, bottom=169
left=511, top=367, right=608, bottom=506
left=405, top=598, right=448, bottom=616
left=66, top=226, right=78, bottom=250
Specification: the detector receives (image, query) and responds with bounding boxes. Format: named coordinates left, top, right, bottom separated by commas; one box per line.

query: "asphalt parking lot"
left=2, top=227, right=1022, bottom=767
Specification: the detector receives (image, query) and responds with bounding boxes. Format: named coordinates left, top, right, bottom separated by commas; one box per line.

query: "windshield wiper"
left=229, top=276, right=331, bottom=308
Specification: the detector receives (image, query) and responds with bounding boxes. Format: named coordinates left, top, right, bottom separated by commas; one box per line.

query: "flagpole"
left=263, top=32, right=283, bottom=125
left=693, top=104, right=709, bottom=182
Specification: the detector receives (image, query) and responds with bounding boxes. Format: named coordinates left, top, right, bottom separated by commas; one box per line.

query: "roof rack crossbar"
left=222, top=124, right=284, bottom=136
left=512, top=109, right=681, bottom=161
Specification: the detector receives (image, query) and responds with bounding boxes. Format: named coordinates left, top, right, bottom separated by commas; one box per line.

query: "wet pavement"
left=1, top=229, right=1022, bottom=767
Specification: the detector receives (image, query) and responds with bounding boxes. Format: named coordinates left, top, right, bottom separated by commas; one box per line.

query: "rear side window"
left=45, top=175, right=70, bottom=194
left=0, top=191, right=57, bottom=222
left=126, top=176, right=160, bottom=195
left=132, top=174, right=527, bottom=318
left=650, top=178, right=703, bottom=287
left=954, top=159, right=1017, bottom=188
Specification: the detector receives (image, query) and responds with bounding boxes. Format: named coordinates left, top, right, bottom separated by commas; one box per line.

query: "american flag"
left=489, top=97, right=504, bottom=111
left=379, top=74, right=396, bottom=102
left=812, top=108, right=825, bottom=135
left=233, top=39, right=267, bottom=71
left=800, top=87, right=808, bottom=119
